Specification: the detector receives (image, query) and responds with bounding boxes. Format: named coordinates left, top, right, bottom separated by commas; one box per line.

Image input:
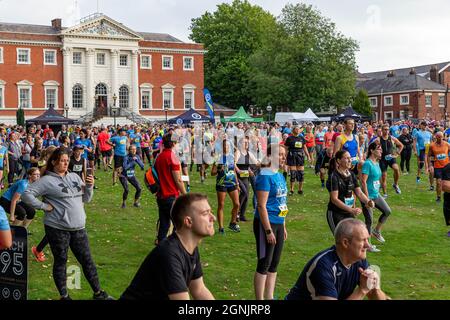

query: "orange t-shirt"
left=429, top=142, right=450, bottom=169
left=305, top=133, right=315, bottom=148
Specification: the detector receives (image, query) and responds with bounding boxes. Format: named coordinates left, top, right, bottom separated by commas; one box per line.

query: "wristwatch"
left=265, top=229, right=272, bottom=235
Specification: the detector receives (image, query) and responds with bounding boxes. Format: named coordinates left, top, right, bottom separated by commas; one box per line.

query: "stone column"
left=62, top=47, right=72, bottom=114
left=110, top=49, right=119, bottom=114
left=131, top=50, right=140, bottom=114
left=86, top=48, right=95, bottom=114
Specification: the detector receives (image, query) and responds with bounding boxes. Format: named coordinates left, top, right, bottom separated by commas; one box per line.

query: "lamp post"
left=64, top=104, right=69, bottom=118
left=266, top=104, right=272, bottom=122
left=445, top=84, right=449, bottom=122
left=164, top=105, right=169, bottom=123
left=111, top=105, right=118, bottom=127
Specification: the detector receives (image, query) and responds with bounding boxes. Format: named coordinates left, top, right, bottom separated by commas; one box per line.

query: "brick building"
left=357, top=63, right=450, bottom=122
left=0, top=14, right=212, bottom=124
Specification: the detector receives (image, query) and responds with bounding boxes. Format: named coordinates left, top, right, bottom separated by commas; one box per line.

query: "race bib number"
left=437, top=153, right=447, bottom=161
left=373, top=180, right=381, bottom=193
left=385, top=154, right=393, bottom=161
left=239, top=170, right=249, bottom=178
left=344, top=196, right=355, bottom=207
left=278, top=204, right=289, bottom=217
left=350, top=157, right=359, bottom=166
left=73, top=164, right=83, bottom=172
left=127, top=170, right=135, bottom=177
left=295, top=141, right=303, bottom=149
left=120, top=140, right=126, bottom=145
left=319, top=137, right=324, bottom=142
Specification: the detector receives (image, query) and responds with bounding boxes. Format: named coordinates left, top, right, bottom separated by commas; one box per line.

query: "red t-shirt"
left=97, top=131, right=112, bottom=152
left=155, top=149, right=181, bottom=199
left=332, top=132, right=341, bottom=142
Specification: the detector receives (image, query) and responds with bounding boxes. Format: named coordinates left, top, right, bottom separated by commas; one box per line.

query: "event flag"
left=203, top=88, right=215, bottom=124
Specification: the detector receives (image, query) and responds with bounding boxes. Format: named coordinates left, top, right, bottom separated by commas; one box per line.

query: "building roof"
left=0, top=21, right=184, bottom=43
left=363, top=61, right=450, bottom=80
left=356, top=74, right=447, bottom=95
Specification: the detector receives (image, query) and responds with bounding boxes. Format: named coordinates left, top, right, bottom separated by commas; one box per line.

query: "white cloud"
left=1, top=0, right=449, bottom=72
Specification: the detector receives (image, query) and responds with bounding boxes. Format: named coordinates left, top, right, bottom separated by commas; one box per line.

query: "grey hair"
left=334, top=219, right=366, bottom=244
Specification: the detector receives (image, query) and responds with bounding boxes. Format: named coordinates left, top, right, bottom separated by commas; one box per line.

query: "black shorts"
left=419, top=149, right=426, bottom=162
left=216, top=185, right=238, bottom=193
left=380, top=158, right=397, bottom=172
left=114, top=155, right=125, bottom=169
left=180, top=161, right=188, bottom=169
left=87, top=153, right=95, bottom=161
left=287, top=151, right=304, bottom=167
left=434, top=168, right=444, bottom=180
left=101, top=149, right=112, bottom=158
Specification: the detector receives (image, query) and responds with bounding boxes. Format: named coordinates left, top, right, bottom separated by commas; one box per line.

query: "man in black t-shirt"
left=442, top=163, right=450, bottom=232
left=284, top=126, right=311, bottom=195
left=120, top=193, right=215, bottom=300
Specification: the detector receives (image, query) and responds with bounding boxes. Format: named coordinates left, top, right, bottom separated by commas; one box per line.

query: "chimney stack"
left=387, top=70, right=395, bottom=77
left=409, top=68, right=416, bottom=75
left=51, top=18, right=62, bottom=31
left=430, top=65, right=438, bottom=82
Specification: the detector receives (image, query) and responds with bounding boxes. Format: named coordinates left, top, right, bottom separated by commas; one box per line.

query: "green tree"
left=249, top=3, right=359, bottom=112
left=189, top=0, right=277, bottom=108
left=16, top=108, right=25, bottom=126
left=352, top=89, right=372, bottom=116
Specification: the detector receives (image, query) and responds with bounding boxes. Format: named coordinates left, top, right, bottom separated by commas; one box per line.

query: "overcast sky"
left=1, top=0, right=449, bottom=73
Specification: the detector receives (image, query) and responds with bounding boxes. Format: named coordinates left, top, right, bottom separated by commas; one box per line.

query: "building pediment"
left=61, top=14, right=143, bottom=41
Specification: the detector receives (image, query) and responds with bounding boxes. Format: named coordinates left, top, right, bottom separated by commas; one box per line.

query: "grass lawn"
left=25, top=160, right=450, bottom=300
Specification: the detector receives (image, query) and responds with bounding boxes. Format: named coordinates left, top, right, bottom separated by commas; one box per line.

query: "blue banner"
left=203, top=88, right=215, bottom=124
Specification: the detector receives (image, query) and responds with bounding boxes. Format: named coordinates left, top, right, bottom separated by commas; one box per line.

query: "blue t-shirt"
left=254, top=168, right=288, bottom=225
left=0, top=206, right=9, bottom=231
left=390, top=125, right=400, bottom=138
left=0, top=146, right=7, bottom=168
left=285, top=246, right=369, bottom=300
left=74, top=138, right=93, bottom=159
left=111, top=136, right=128, bottom=157
left=43, top=138, right=60, bottom=148
left=283, top=127, right=292, bottom=135
left=413, top=130, right=432, bottom=150
left=152, top=137, right=162, bottom=150
left=362, top=159, right=382, bottom=200
left=2, top=179, right=28, bottom=201
left=130, top=133, right=142, bottom=148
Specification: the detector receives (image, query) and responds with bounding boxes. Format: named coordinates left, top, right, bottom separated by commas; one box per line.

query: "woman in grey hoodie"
left=22, top=148, right=113, bottom=300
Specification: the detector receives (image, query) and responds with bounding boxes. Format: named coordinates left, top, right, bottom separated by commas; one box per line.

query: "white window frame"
left=373, top=112, right=378, bottom=122
left=119, top=54, right=129, bottom=67
left=96, top=52, right=106, bottom=66
left=425, top=93, right=432, bottom=107
left=384, top=111, right=394, bottom=120
left=399, top=110, right=406, bottom=120
left=183, top=90, right=194, bottom=109
left=72, top=84, right=84, bottom=109
left=0, top=47, right=3, bottom=64
left=43, top=81, right=60, bottom=110
left=162, top=55, right=173, bottom=70
left=439, top=93, right=445, bottom=107
left=400, top=94, right=409, bottom=105
left=141, top=90, right=152, bottom=110
left=43, top=49, right=57, bottom=66
left=73, top=51, right=83, bottom=65
left=384, top=95, right=393, bottom=106
left=162, top=90, right=174, bottom=109
left=369, top=97, right=377, bottom=107
left=183, top=56, right=194, bottom=71
left=140, top=55, right=152, bottom=69
left=140, top=84, right=153, bottom=110
left=17, top=81, right=33, bottom=109
left=0, top=80, right=5, bottom=109
left=17, top=48, right=31, bottom=65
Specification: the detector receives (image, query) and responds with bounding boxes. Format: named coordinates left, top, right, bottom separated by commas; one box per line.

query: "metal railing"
left=121, top=109, right=151, bottom=125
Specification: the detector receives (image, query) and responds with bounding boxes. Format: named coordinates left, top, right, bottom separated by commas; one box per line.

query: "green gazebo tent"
left=225, top=106, right=264, bottom=123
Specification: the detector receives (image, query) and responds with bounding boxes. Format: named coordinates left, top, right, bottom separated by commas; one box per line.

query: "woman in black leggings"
left=120, top=145, right=145, bottom=209
left=22, top=148, right=113, bottom=300
left=398, top=127, right=413, bottom=174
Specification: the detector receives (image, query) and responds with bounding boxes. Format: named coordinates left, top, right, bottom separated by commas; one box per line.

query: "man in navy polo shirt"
left=285, top=219, right=388, bottom=300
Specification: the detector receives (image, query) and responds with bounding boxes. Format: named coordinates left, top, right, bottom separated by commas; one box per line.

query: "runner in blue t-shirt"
left=110, top=130, right=129, bottom=185
left=413, top=122, right=433, bottom=183
left=74, top=129, right=93, bottom=160
left=361, top=143, right=392, bottom=252
left=253, top=146, right=288, bottom=300
left=285, top=219, right=387, bottom=300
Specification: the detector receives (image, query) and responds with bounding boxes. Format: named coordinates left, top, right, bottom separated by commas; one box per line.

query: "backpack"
left=144, top=164, right=160, bottom=194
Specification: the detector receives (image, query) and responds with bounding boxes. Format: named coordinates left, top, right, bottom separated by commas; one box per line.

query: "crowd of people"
left=0, top=117, right=448, bottom=300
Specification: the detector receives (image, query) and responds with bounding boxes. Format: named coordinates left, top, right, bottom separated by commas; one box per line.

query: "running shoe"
left=321, top=182, right=325, bottom=189
left=186, top=185, right=191, bottom=193
left=60, top=295, right=72, bottom=300
left=447, top=231, right=450, bottom=238
left=228, top=223, right=241, bottom=233
left=416, top=177, right=420, bottom=184
left=218, top=228, right=225, bottom=235
left=133, top=202, right=141, bottom=208
left=93, top=290, right=114, bottom=300
left=298, top=190, right=304, bottom=195
left=383, top=194, right=388, bottom=199
left=289, top=191, right=294, bottom=196
left=367, top=244, right=381, bottom=253
left=239, top=215, right=248, bottom=222
left=32, top=246, right=47, bottom=262
left=430, top=185, right=435, bottom=191
left=393, top=184, right=401, bottom=194
left=121, top=203, right=126, bottom=209
left=436, top=197, right=441, bottom=203
left=372, top=230, right=386, bottom=244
